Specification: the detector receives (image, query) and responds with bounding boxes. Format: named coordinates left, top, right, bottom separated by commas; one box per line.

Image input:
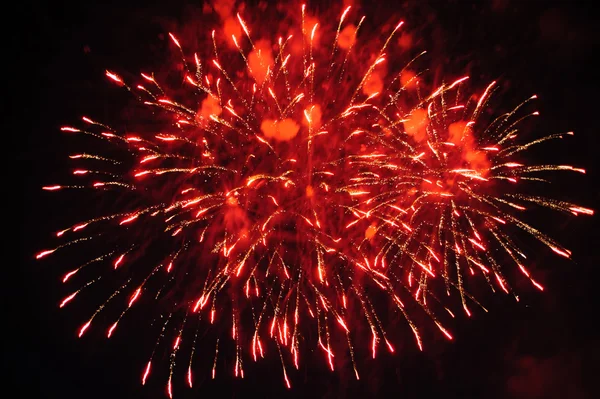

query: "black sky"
left=9, top=0, right=600, bottom=398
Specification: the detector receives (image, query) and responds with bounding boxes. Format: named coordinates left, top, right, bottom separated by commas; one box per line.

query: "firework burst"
left=342, top=77, right=593, bottom=325
left=36, top=1, right=593, bottom=394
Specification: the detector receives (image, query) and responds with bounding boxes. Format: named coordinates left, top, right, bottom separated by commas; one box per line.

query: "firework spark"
left=36, top=1, right=592, bottom=394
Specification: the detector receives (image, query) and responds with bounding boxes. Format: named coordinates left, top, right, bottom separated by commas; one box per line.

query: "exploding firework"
left=36, top=0, right=593, bottom=394
left=342, top=77, right=593, bottom=322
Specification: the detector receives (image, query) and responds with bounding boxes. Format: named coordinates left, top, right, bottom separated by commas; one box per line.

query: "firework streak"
left=37, top=2, right=593, bottom=394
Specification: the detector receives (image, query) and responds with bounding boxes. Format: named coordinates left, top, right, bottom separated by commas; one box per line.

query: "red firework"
left=36, top=1, right=593, bottom=394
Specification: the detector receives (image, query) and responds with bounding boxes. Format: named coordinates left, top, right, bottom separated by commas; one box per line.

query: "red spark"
left=142, top=361, right=151, bottom=385
left=107, top=322, right=118, bottom=338
left=59, top=292, right=78, bottom=308
left=114, top=254, right=125, bottom=269
left=78, top=321, right=91, bottom=338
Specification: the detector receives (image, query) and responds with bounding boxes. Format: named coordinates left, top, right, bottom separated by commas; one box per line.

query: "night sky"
left=10, top=1, right=600, bottom=398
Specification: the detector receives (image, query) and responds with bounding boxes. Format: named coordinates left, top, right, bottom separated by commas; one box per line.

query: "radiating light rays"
left=35, top=1, right=593, bottom=395
left=342, top=77, right=592, bottom=325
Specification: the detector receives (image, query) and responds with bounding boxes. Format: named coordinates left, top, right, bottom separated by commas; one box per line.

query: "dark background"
left=9, top=0, right=599, bottom=398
